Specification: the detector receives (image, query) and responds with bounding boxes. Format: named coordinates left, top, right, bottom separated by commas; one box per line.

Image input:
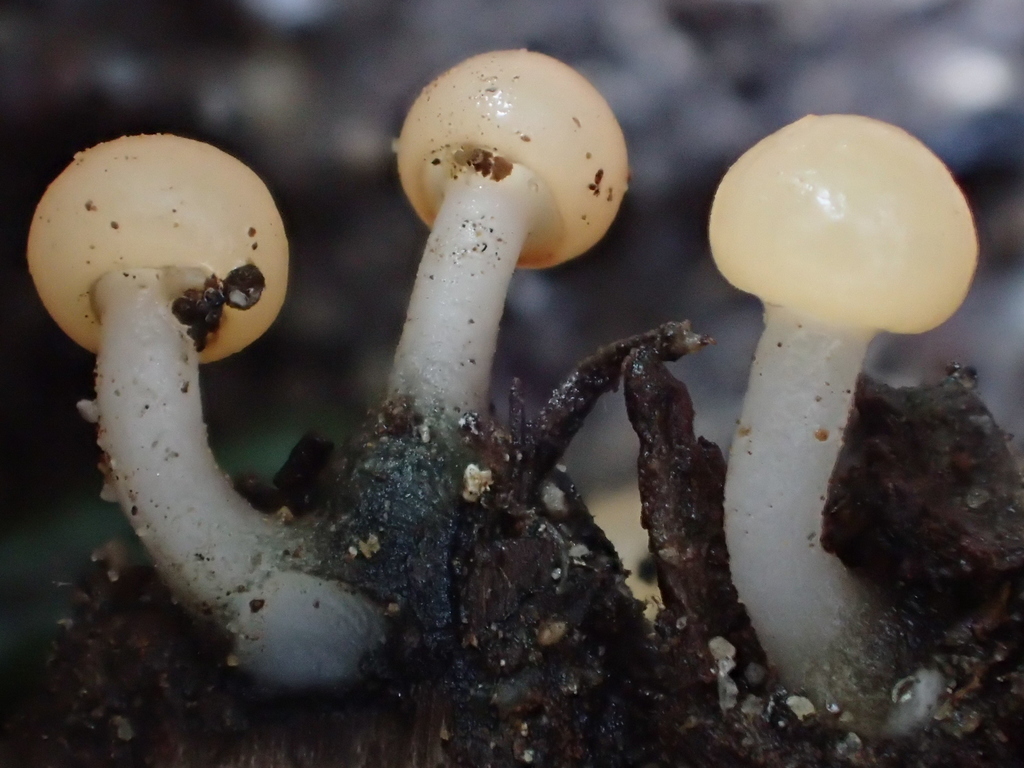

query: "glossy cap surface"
left=397, top=49, right=628, bottom=268
left=709, top=114, right=977, bottom=333
left=28, top=134, right=289, bottom=360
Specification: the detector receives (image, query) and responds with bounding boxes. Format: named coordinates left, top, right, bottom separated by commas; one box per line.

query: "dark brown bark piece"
left=827, top=368, right=1024, bottom=590
left=529, top=320, right=711, bottom=481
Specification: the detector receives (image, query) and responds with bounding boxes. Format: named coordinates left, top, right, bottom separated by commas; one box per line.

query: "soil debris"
left=10, top=331, right=1024, bottom=767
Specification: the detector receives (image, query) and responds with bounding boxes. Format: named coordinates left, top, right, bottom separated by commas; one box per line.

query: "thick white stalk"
left=725, top=304, right=947, bottom=732
left=725, top=306, right=881, bottom=698
left=91, top=269, right=383, bottom=690
left=389, top=172, right=530, bottom=416
left=93, top=269, right=285, bottom=608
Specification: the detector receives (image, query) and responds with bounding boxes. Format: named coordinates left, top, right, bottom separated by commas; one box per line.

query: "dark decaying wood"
left=9, top=329, right=1024, bottom=766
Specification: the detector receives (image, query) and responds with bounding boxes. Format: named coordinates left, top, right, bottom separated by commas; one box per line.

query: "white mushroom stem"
left=93, top=268, right=280, bottom=606
left=726, top=304, right=875, bottom=659
left=389, top=170, right=533, bottom=416
left=725, top=307, right=887, bottom=696
left=91, top=268, right=384, bottom=690
left=726, top=305, right=949, bottom=732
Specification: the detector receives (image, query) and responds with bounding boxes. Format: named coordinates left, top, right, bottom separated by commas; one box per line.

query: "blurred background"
left=3, top=0, right=1024, bottom=722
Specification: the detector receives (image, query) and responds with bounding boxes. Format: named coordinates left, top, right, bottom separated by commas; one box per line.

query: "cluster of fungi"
left=9, top=49, right=1024, bottom=768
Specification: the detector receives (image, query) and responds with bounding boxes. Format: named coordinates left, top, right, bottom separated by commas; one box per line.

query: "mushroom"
left=392, top=49, right=629, bottom=418
left=28, top=134, right=384, bottom=690
left=708, top=115, right=977, bottom=730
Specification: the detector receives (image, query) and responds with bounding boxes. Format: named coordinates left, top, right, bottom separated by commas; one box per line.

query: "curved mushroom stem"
left=92, top=268, right=280, bottom=607
left=90, top=268, right=384, bottom=690
left=724, top=304, right=942, bottom=731
left=389, top=169, right=538, bottom=417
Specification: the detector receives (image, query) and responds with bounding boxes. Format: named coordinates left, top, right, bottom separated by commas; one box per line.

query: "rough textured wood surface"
left=9, top=331, right=1024, bottom=766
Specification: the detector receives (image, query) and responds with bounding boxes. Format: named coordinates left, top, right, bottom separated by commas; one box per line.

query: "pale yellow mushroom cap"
left=28, top=134, right=289, bottom=361
left=396, top=49, right=629, bottom=268
left=709, top=115, right=977, bottom=334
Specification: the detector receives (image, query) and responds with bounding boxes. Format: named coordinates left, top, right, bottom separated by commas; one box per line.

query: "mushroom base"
left=8, top=330, right=1024, bottom=767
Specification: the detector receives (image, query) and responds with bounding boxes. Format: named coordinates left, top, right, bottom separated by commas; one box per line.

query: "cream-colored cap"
left=709, top=115, right=977, bottom=334
left=396, top=49, right=628, bottom=268
left=28, top=134, right=288, bottom=361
